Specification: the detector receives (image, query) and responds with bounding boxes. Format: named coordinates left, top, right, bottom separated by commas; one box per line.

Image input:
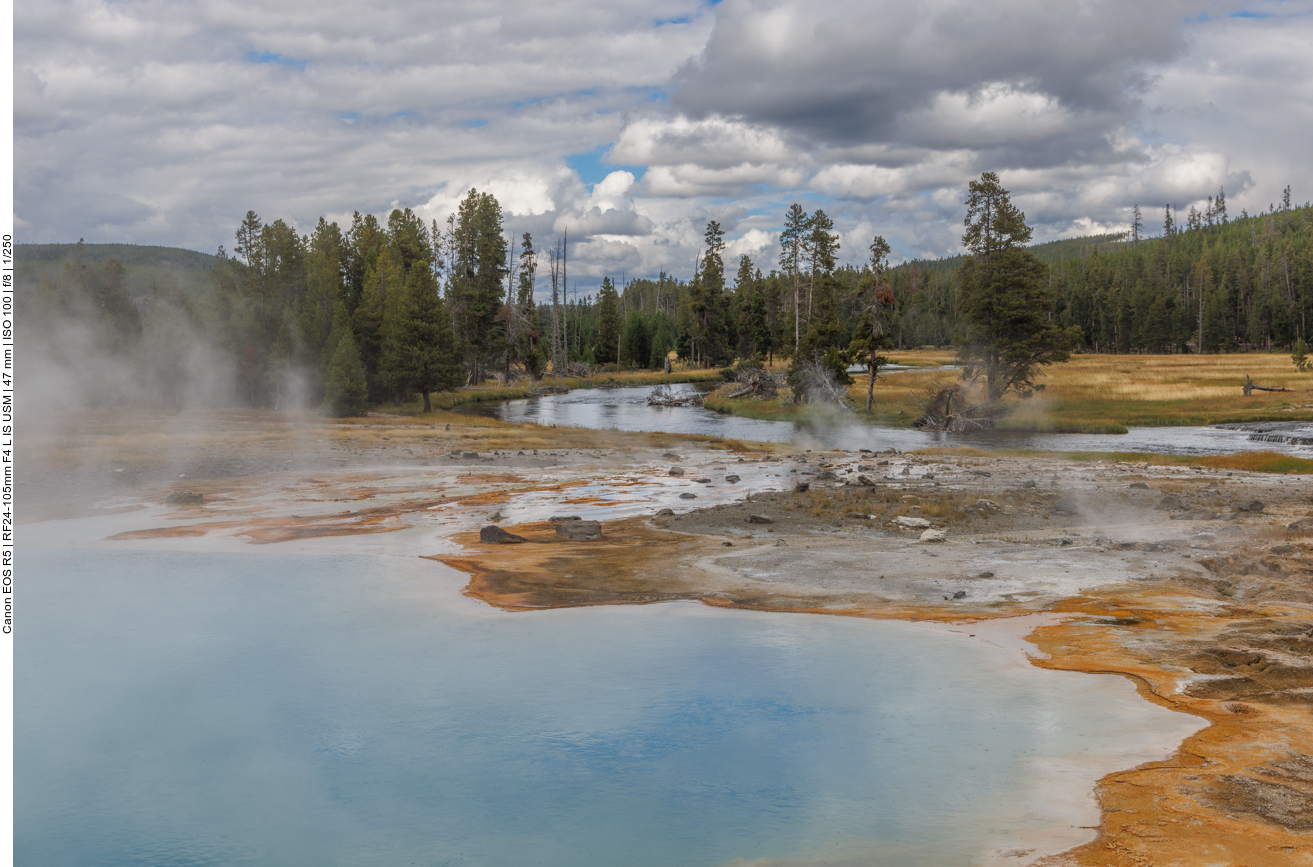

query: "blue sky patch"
left=247, top=51, right=306, bottom=70
left=567, top=147, right=646, bottom=188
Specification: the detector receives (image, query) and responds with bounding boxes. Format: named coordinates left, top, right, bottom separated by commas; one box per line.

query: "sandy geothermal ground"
left=21, top=408, right=1313, bottom=866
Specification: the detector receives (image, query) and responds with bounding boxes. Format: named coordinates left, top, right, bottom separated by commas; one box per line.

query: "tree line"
left=21, top=182, right=1311, bottom=414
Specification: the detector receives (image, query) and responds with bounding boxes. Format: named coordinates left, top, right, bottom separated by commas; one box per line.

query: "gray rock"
left=721, top=541, right=734, bottom=547
left=668, top=466, right=685, bottom=476
left=725, top=475, right=741, bottom=483
left=1155, top=495, right=1184, bottom=511
left=480, top=525, right=527, bottom=544
left=920, top=528, right=947, bottom=543
left=1021, top=480, right=1037, bottom=488
left=555, top=520, right=602, bottom=541
left=977, top=571, right=995, bottom=579
left=662, top=452, right=681, bottom=459
left=877, top=460, right=890, bottom=466
left=1234, top=500, right=1266, bottom=513
left=815, top=470, right=837, bottom=481
left=655, top=508, right=675, bottom=517
left=845, top=512, right=872, bottom=520
left=165, top=490, right=203, bottom=505
left=1285, top=517, right=1313, bottom=531
left=679, top=492, right=698, bottom=499
left=775, top=539, right=787, bottom=547
left=462, top=451, right=480, bottom=459
left=855, top=475, right=875, bottom=486
left=969, top=470, right=990, bottom=477
left=694, top=478, right=711, bottom=484
left=1171, top=509, right=1219, bottom=521
left=794, top=482, right=810, bottom=493
left=1051, top=498, right=1079, bottom=515
left=1128, top=482, right=1150, bottom=489
left=746, top=514, right=773, bottom=524
left=891, top=515, right=931, bottom=529
left=952, top=590, right=967, bottom=599
left=548, top=515, right=581, bottom=522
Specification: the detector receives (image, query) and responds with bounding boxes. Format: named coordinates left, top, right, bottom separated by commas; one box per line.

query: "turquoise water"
left=18, top=547, right=1189, bottom=866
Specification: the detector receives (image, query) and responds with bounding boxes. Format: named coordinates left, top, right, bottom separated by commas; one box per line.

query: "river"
left=469, top=383, right=1313, bottom=457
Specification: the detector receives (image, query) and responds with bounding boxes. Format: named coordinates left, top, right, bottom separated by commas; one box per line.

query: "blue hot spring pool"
left=17, top=546, right=1199, bottom=866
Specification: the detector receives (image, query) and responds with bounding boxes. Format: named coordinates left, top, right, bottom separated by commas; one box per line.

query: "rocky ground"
left=21, top=409, right=1313, bottom=866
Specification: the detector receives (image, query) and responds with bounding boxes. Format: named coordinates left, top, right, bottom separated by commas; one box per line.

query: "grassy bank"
left=705, top=351, right=1313, bottom=432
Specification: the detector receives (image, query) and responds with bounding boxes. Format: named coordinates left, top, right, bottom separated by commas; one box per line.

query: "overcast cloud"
left=14, top=0, right=1313, bottom=291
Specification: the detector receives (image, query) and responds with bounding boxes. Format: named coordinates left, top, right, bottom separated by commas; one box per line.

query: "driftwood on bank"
left=647, top=384, right=705, bottom=407
left=1243, top=374, right=1294, bottom=396
left=793, top=360, right=854, bottom=411
left=721, top=368, right=785, bottom=400
left=911, top=384, right=1000, bottom=431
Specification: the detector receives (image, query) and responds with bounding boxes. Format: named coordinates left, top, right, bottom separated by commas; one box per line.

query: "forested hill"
left=18, top=242, right=216, bottom=271
left=901, top=232, right=1127, bottom=277
left=887, top=205, right=1313, bottom=353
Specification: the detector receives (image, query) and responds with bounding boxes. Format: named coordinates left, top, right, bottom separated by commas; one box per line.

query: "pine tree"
left=779, top=203, right=809, bottom=352
left=323, top=325, right=369, bottom=417
left=956, top=172, right=1081, bottom=401
left=595, top=277, right=622, bottom=364
left=852, top=235, right=895, bottom=411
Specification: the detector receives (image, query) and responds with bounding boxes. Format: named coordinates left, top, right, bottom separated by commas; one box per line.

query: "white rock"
left=891, top=516, right=931, bottom=529
left=920, top=529, right=947, bottom=543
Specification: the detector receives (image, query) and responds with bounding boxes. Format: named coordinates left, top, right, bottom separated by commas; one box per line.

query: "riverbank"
left=22, top=409, right=1313, bottom=865
left=704, top=351, right=1313, bottom=433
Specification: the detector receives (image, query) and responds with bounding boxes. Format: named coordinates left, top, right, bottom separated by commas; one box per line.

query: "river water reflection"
left=471, top=383, right=1313, bottom=457
left=19, top=547, right=1200, bottom=866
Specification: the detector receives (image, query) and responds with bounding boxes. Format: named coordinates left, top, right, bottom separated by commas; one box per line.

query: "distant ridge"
left=17, top=242, right=216, bottom=272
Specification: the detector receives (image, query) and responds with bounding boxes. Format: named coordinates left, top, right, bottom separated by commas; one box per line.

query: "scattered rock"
left=1020, top=480, right=1037, bottom=489
left=1286, top=517, right=1313, bottom=531
left=854, top=475, right=875, bottom=486
left=480, top=525, right=526, bottom=544
left=746, top=514, right=773, bottom=524
left=680, top=492, right=698, bottom=499
left=969, top=470, right=991, bottom=477
left=1156, top=494, right=1184, bottom=511
left=845, top=512, right=872, bottom=520
left=725, top=475, right=740, bottom=483
left=555, top=520, right=602, bottom=541
left=952, top=590, right=967, bottom=599
left=548, top=515, right=581, bottom=522
left=462, top=451, right=480, bottom=459
left=668, top=466, right=685, bottom=476
left=977, top=571, right=995, bottom=579
left=655, top=508, right=674, bottom=517
left=662, top=452, right=681, bottom=459
left=1128, top=482, right=1150, bottom=489
left=164, top=490, right=203, bottom=505
left=487, top=510, right=504, bottom=522
left=1171, top=509, right=1219, bottom=521
left=1234, top=500, right=1266, bottom=513
left=794, top=482, right=810, bottom=493
left=721, top=541, right=734, bottom=547
left=775, top=539, right=787, bottom=547
left=920, top=528, right=947, bottom=543
left=815, top=470, right=837, bottom=481
left=891, top=516, right=931, bottom=530
left=694, top=478, right=711, bottom=484
left=877, top=460, right=890, bottom=466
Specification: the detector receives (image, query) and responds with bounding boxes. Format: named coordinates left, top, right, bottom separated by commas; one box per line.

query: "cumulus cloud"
left=14, top=0, right=1313, bottom=276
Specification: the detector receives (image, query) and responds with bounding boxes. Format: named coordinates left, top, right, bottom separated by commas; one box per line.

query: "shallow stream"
left=468, top=383, right=1313, bottom=457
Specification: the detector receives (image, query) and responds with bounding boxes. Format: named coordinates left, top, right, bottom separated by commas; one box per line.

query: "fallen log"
left=1243, top=374, right=1292, bottom=396
left=647, top=384, right=705, bottom=407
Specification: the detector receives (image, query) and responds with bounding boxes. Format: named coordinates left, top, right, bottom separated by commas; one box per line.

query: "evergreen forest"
left=18, top=186, right=1313, bottom=414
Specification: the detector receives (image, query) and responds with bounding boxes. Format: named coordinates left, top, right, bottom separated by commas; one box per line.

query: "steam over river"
left=19, top=543, right=1200, bottom=866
